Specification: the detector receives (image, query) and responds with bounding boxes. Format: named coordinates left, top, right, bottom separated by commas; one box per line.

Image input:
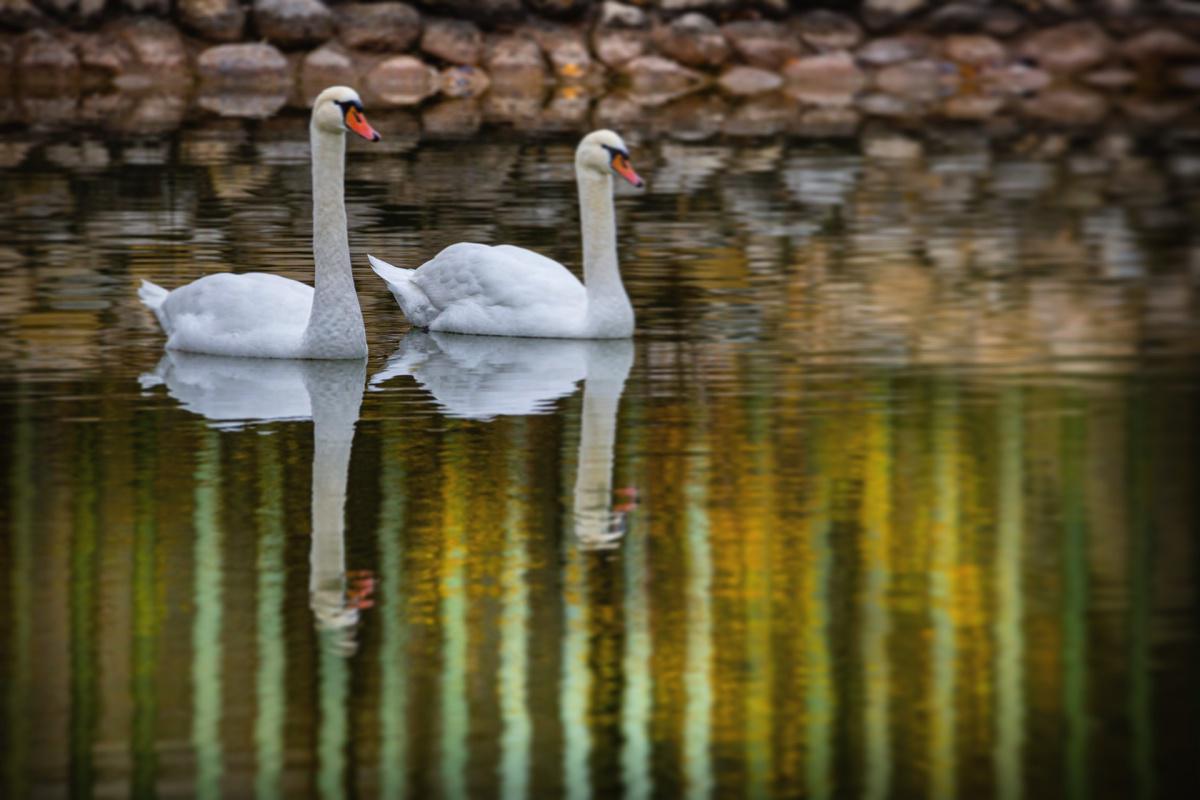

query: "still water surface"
left=1, top=118, right=1198, bottom=798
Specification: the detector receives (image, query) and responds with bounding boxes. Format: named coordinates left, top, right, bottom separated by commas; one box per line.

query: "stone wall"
left=2, top=1, right=1200, bottom=131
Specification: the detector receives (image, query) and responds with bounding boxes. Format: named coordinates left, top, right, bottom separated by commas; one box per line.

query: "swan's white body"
left=139, top=86, right=378, bottom=359
left=369, top=130, right=642, bottom=339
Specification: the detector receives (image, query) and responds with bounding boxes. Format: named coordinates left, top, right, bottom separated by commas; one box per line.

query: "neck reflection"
left=143, top=352, right=368, bottom=796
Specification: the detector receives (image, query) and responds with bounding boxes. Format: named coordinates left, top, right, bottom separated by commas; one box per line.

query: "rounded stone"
left=856, top=35, right=935, bottom=67
left=943, top=34, right=1006, bottom=67
left=17, top=29, right=78, bottom=77
left=979, top=62, right=1050, bottom=95
left=546, top=37, right=591, bottom=81
left=365, top=54, right=438, bottom=106
left=723, top=95, right=793, bottom=137
left=75, top=33, right=136, bottom=75
left=782, top=52, right=866, bottom=107
left=421, top=17, right=482, bottom=66
left=1082, top=66, right=1136, bottom=90
left=792, top=10, right=863, bottom=53
left=484, top=34, right=546, bottom=89
left=652, top=12, right=730, bottom=69
left=598, top=0, right=647, bottom=29
left=254, top=0, right=335, bottom=50
left=939, top=93, right=1005, bottom=120
left=197, top=42, right=290, bottom=89
left=1018, top=21, right=1112, bottom=75
left=438, top=64, right=489, bottom=98
left=855, top=91, right=920, bottom=117
left=301, top=42, right=356, bottom=93
left=108, top=17, right=190, bottom=74
left=722, top=20, right=804, bottom=70
left=622, top=54, right=707, bottom=101
left=336, top=3, right=421, bottom=53
left=592, top=27, right=648, bottom=68
left=790, top=106, right=861, bottom=138
left=523, top=21, right=591, bottom=81
left=1119, top=29, right=1200, bottom=62
left=1021, top=87, right=1109, bottom=125
left=180, top=0, right=247, bottom=43
left=876, top=59, right=960, bottom=102
left=198, top=91, right=288, bottom=119
left=717, top=65, right=782, bottom=96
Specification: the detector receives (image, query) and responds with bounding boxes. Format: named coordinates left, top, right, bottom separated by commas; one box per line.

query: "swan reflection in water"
left=141, top=352, right=372, bottom=654
left=372, top=331, right=637, bottom=549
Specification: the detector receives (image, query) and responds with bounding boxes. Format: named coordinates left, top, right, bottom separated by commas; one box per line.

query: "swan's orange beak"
left=345, top=106, right=381, bottom=142
left=611, top=152, right=644, bottom=188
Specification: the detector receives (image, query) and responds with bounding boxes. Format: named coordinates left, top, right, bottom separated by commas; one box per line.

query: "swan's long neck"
left=301, top=126, right=367, bottom=359
left=578, top=169, right=634, bottom=338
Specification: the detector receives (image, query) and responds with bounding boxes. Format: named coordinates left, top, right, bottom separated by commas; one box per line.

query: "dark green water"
left=1, top=118, right=1198, bottom=798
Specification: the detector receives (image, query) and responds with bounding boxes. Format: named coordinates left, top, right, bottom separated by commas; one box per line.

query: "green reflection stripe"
left=192, top=431, right=223, bottom=800
left=747, top=386, right=774, bottom=800
left=994, top=388, right=1024, bottom=800
left=380, top=430, right=409, bottom=800
left=440, top=437, right=468, bottom=800
left=621, top=455, right=651, bottom=800
left=255, top=436, right=286, bottom=800
left=805, top=429, right=834, bottom=800
left=131, top=416, right=160, bottom=798
left=929, top=381, right=958, bottom=800
left=684, top=436, right=713, bottom=800
left=562, top=435, right=591, bottom=800
left=1063, top=403, right=1088, bottom=800
left=5, top=397, right=33, bottom=798
left=318, top=629, right=349, bottom=800
left=500, top=422, right=531, bottom=800
left=1129, top=396, right=1153, bottom=800
left=861, top=392, right=892, bottom=800
left=70, top=424, right=100, bottom=798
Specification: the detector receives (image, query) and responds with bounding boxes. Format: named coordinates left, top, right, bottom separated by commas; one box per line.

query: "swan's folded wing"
left=159, top=272, right=314, bottom=357
left=413, top=242, right=586, bottom=312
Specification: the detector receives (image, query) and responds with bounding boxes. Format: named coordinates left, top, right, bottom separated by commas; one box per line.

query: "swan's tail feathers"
left=367, top=254, right=409, bottom=284
left=138, top=279, right=168, bottom=309
left=367, top=254, right=437, bottom=328
left=138, top=280, right=171, bottom=330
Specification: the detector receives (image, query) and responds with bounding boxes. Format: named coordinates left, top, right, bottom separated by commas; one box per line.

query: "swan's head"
left=577, top=129, right=643, bottom=188
left=311, top=86, right=381, bottom=142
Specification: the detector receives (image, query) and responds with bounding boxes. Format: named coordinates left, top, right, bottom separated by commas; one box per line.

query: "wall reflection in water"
left=2, top=353, right=1196, bottom=798
left=0, top=127, right=1197, bottom=797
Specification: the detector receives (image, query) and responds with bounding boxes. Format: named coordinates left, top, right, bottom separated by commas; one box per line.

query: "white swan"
left=138, top=86, right=381, bottom=359
left=368, top=129, right=644, bottom=339
left=371, top=331, right=636, bottom=548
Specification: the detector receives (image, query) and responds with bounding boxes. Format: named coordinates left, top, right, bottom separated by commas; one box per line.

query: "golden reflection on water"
left=3, top=342, right=1200, bottom=798
left=0, top=126, right=1198, bottom=797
